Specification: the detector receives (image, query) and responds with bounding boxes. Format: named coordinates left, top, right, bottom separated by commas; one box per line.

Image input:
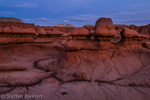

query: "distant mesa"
left=54, top=24, right=74, bottom=27
left=0, top=17, right=24, bottom=23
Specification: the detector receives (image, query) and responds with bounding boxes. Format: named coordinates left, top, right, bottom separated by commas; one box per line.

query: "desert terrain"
left=0, top=17, right=150, bottom=100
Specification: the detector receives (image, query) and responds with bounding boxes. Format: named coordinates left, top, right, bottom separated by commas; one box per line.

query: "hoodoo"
left=94, top=17, right=116, bottom=36
left=0, top=17, right=150, bottom=100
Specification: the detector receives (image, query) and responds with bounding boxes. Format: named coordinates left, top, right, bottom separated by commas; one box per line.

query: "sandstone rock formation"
left=0, top=17, right=150, bottom=100
left=94, top=17, right=116, bottom=36
left=71, top=27, right=90, bottom=36
left=12, top=26, right=36, bottom=34
left=121, top=27, right=140, bottom=37
left=84, top=24, right=150, bottom=36
left=115, top=24, right=150, bottom=36
left=143, top=41, right=150, bottom=49
left=83, top=25, right=95, bottom=31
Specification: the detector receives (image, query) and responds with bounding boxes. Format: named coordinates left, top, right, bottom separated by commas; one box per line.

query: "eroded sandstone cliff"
left=0, top=17, right=150, bottom=100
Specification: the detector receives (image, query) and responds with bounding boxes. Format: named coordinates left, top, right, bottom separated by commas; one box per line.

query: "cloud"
left=12, top=2, right=38, bottom=8
left=130, top=4, right=150, bottom=7
left=113, top=18, right=150, bottom=26
left=36, top=18, right=51, bottom=21
left=0, top=11, right=15, bottom=14
left=23, top=18, right=51, bottom=21
left=0, top=1, right=38, bottom=8
left=108, top=11, right=150, bottom=16
left=63, top=20, right=69, bottom=22
left=73, top=18, right=87, bottom=20
left=22, top=19, right=34, bottom=21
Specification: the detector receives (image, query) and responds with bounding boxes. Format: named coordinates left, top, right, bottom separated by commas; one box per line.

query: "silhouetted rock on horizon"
left=54, top=24, right=74, bottom=27
left=0, top=17, right=24, bottom=23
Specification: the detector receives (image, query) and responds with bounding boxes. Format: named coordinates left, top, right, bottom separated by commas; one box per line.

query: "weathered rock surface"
left=121, top=27, right=150, bottom=39
left=0, top=66, right=27, bottom=71
left=143, top=41, right=150, bottom=49
left=3, top=27, right=13, bottom=33
left=71, top=27, right=90, bottom=36
left=83, top=25, right=95, bottom=31
left=94, top=17, right=116, bottom=36
left=0, top=17, right=150, bottom=100
left=121, top=27, right=140, bottom=38
left=12, top=26, right=36, bottom=34
left=115, top=24, right=150, bottom=36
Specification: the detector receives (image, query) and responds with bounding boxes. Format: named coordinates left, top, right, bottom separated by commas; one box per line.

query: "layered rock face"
left=0, top=18, right=150, bottom=100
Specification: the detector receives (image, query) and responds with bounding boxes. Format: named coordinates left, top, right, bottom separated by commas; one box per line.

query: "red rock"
left=121, top=27, right=140, bottom=38
left=83, top=25, right=95, bottom=31
left=12, top=27, right=36, bottom=34
left=47, top=29, right=64, bottom=35
left=95, top=17, right=114, bottom=28
left=0, top=66, right=27, bottom=71
left=3, top=27, right=13, bottom=33
left=0, top=18, right=150, bottom=100
left=61, top=33, right=71, bottom=37
left=0, top=27, right=3, bottom=33
left=37, top=28, right=47, bottom=35
left=139, top=28, right=149, bottom=35
left=94, top=27, right=116, bottom=36
left=115, top=25, right=128, bottom=35
left=115, top=24, right=150, bottom=36
left=94, top=17, right=116, bottom=36
left=71, top=27, right=90, bottom=36
left=143, top=41, right=150, bottom=49
left=111, top=36, right=122, bottom=43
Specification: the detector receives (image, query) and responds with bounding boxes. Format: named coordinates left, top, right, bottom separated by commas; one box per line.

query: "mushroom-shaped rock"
left=121, top=27, right=140, bottom=38
left=71, top=27, right=90, bottom=36
left=94, top=17, right=116, bottom=37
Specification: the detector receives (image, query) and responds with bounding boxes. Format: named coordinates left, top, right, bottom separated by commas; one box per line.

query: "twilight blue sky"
left=0, top=0, right=150, bottom=26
